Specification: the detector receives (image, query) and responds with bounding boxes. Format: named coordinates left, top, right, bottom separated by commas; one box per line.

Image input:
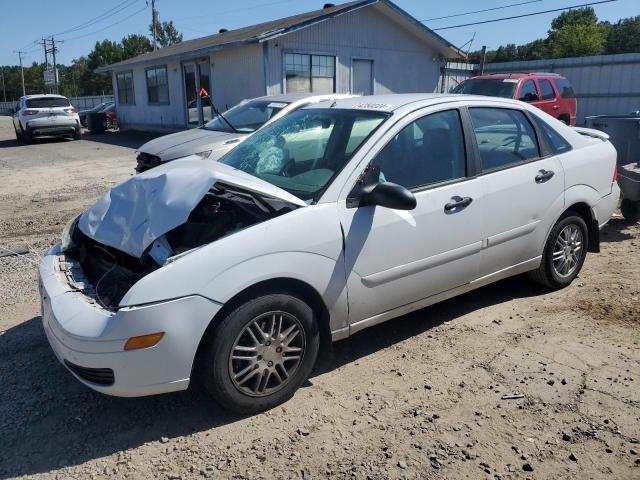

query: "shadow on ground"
left=600, top=217, right=636, bottom=243
left=0, top=275, right=543, bottom=478
left=80, top=129, right=164, bottom=149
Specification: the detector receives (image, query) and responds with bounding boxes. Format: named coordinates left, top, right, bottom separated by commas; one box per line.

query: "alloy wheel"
left=228, top=311, right=305, bottom=397
left=552, top=224, right=583, bottom=278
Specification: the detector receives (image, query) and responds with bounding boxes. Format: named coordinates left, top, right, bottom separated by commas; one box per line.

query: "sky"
left=1, top=0, right=637, bottom=66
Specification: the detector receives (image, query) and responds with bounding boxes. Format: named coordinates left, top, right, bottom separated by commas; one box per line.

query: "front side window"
left=453, top=78, right=518, bottom=99
left=203, top=99, right=290, bottom=133
left=145, top=66, right=169, bottom=104
left=469, top=108, right=540, bottom=172
left=370, top=110, right=466, bottom=190
left=285, top=53, right=335, bottom=94
left=219, top=108, right=388, bottom=201
left=116, top=71, right=134, bottom=105
left=518, top=80, right=539, bottom=102
left=539, top=79, right=556, bottom=100
left=554, top=78, right=576, bottom=99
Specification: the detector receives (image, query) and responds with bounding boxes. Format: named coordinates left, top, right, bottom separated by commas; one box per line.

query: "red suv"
left=453, top=73, right=577, bottom=125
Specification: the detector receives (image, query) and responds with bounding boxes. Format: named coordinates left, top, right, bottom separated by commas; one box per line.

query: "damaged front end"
left=60, top=160, right=305, bottom=310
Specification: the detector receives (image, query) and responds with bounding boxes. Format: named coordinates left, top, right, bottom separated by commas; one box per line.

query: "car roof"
left=250, top=93, right=356, bottom=103
left=468, top=73, right=565, bottom=80
left=21, top=94, right=68, bottom=100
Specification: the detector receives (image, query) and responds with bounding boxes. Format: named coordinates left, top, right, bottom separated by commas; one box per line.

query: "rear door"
left=534, top=78, right=560, bottom=119
left=352, top=59, right=374, bottom=96
left=468, top=106, right=565, bottom=278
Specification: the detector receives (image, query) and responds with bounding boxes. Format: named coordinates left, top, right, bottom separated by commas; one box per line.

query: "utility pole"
left=151, top=0, right=158, bottom=51
left=479, top=45, right=487, bottom=75
left=0, top=67, right=6, bottom=102
left=13, top=50, right=26, bottom=96
left=51, top=36, right=59, bottom=94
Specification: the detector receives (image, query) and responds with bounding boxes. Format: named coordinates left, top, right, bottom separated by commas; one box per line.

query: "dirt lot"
left=0, top=115, right=638, bottom=479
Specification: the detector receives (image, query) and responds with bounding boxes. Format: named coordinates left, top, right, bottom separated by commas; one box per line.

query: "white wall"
left=264, top=4, right=443, bottom=96
left=210, top=44, right=265, bottom=111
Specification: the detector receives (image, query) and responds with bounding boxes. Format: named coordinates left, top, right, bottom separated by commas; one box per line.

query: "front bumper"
left=39, top=244, right=222, bottom=397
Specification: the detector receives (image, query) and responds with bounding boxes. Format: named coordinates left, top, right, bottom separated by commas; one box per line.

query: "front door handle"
left=535, top=169, right=555, bottom=183
left=444, top=196, right=473, bottom=213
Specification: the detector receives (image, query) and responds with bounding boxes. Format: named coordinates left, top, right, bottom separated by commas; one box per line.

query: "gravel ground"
left=0, top=116, right=639, bottom=479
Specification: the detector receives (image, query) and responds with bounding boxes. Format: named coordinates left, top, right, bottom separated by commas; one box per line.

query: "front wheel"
left=199, top=293, right=319, bottom=413
left=528, top=214, right=588, bottom=289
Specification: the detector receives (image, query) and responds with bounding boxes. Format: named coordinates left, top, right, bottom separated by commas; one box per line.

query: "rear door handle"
left=444, top=196, right=473, bottom=213
left=553, top=105, right=560, bottom=110
left=535, top=169, right=555, bottom=183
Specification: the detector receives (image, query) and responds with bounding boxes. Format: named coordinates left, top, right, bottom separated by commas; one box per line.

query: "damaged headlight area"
left=62, top=183, right=297, bottom=310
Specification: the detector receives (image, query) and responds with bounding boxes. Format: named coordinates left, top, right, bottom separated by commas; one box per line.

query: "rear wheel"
left=199, top=293, right=319, bottom=413
left=74, top=128, right=82, bottom=140
left=22, top=127, right=32, bottom=144
left=14, top=127, right=23, bottom=142
left=621, top=198, right=640, bottom=223
left=528, top=214, right=588, bottom=289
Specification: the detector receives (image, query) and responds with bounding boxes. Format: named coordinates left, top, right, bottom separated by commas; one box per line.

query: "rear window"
left=26, top=97, right=71, bottom=108
left=553, top=78, right=576, bottom=99
left=453, top=79, right=518, bottom=99
left=531, top=114, right=572, bottom=154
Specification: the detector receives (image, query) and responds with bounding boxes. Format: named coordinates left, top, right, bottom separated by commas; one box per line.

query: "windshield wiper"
left=211, top=103, right=238, bottom=133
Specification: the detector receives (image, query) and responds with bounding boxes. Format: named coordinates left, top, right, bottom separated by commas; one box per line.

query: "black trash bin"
left=87, top=112, right=108, bottom=133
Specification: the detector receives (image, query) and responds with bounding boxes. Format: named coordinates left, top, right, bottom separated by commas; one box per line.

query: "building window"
left=116, top=71, right=134, bottom=105
left=145, top=66, right=169, bottom=104
left=284, top=53, right=335, bottom=94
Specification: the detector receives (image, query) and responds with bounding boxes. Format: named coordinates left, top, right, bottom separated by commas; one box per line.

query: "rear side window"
left=371, top=109, right=466, bottom=190
left=469, top=108, right=540, bottom=172
left=518, top=80, right=539, bottom=102
left=539, top=80, right=556, bottom=100
left=26, top=97, right=70, bottom=108
left=554, top=78, right=576, bottom=99
left=531, top=115, right=572, bottom=154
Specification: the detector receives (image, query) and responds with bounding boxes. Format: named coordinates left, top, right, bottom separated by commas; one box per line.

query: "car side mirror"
left=361, top=182, right=417, bottom=210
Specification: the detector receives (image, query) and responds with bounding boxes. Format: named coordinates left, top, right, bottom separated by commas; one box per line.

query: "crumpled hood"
left=78, top=157, right=306, bottom=258
left=139, top=128, right=246, bottom=160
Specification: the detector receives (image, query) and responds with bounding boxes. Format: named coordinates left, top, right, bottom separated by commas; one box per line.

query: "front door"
left=338, top=108, right=482, bottom=325
left=183, top=60, right=212, bottom=127
left=352, top=59, right=373, bottom=95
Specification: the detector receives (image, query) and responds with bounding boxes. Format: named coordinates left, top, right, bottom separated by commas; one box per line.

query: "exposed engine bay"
left=62, top=183, right=297, bottom=310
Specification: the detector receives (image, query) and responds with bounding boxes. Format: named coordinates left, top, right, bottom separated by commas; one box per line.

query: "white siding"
left=264, top=4, right=442, bottom=96
left=210, top=44, right=265, bottom=111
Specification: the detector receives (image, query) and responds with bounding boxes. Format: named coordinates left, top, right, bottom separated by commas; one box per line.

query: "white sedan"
left=39, top=94, right=619, bottom=413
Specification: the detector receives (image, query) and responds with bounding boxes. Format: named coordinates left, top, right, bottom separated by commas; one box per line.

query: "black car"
left=78, top=102, right=114, bottom=127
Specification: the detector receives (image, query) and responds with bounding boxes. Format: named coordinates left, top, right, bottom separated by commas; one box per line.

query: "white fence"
left=0, top=95, right=113, bottom=115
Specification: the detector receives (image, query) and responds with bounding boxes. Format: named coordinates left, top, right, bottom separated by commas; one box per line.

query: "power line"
left=60, top=5, right=149, bottom=42
left=432, top=0, right=618, bottom=30
left=52, top=0, right=139, bottom=37
left=422, top=0, right=543, bottom=22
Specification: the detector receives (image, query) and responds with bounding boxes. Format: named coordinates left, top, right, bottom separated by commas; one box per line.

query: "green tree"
left=549, top=23, right=605, bottom=58
left=82, top=40, right=122, bottom=95
left=122, top=34, right=153, bottom=58
left=605, top=16, right=640, bottom=54
left=550, top=7, right=598, bottom=31
left=150, top=20, right=183, bottom=48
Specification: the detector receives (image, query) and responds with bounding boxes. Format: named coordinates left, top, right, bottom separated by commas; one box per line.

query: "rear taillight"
left=21, top=109, right=38, bottom=116
left=612, top=163, right=618, bottom=182
left=64, top=107, right=77, bottom=115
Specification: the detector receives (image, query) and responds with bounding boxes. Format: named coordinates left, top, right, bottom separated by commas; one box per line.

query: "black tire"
left=74, top=128, right=82, bottom=140
left=528, top=214, right=589, bottom=289
left=620, top=199, right=640, bottom=223
left=14, top=127, right=23, bottom=143
left=199, top=293, right=319, bottom=413
left=22, top=128, right=32, bottom=144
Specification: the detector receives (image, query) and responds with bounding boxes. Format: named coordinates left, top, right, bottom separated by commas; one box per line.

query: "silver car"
left=135, top=93, right=356, bottom=172
left=12, top=94, right=81, bottom=143
left=39, top=94, right=619, bottom=413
